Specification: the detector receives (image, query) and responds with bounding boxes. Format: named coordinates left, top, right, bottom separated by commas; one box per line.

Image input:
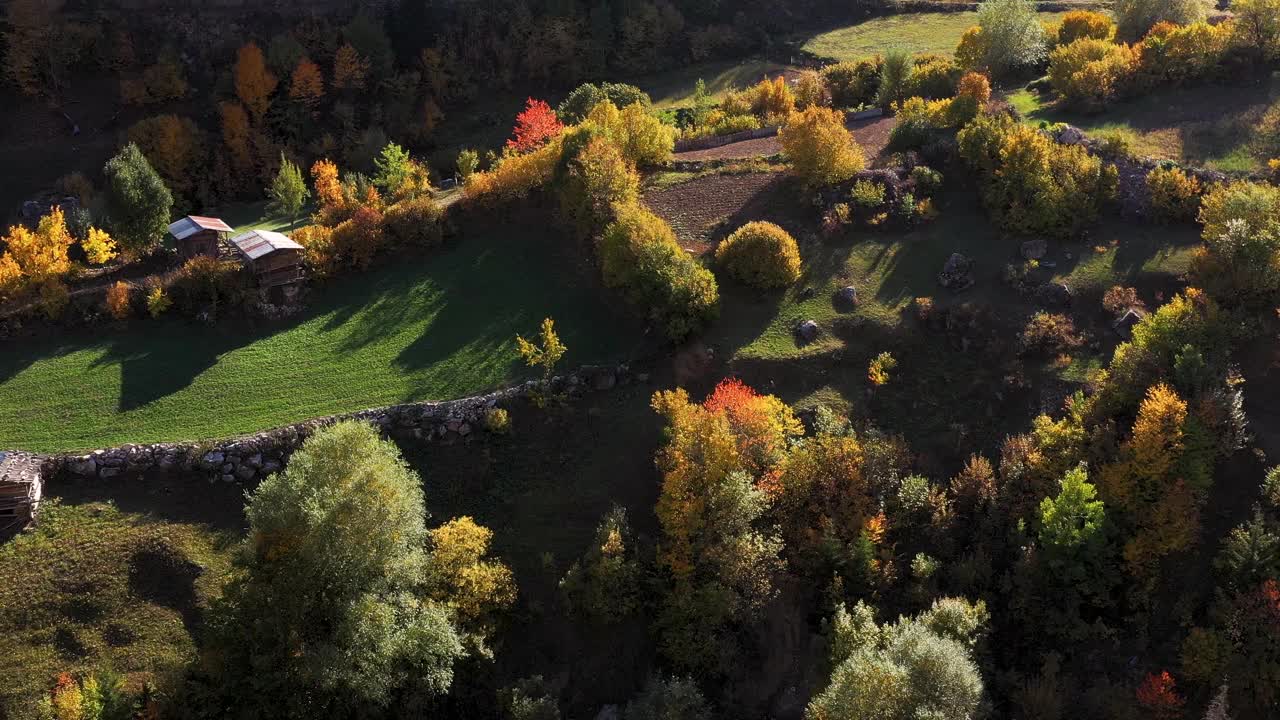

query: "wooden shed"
left=0, top=451, right=42, bottom=538
left=229, top=229, right=306, bottom=291
left=168, top=215, right=234, bottom=260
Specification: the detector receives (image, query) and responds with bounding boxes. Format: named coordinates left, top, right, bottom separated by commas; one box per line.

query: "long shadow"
left=86, top=320, right=267, bottom=412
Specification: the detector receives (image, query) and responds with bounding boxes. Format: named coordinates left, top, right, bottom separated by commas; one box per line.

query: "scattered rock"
left=235, top=464, right=256, bottom=481
left=938, top=253, right=975, bottom=292
left=835, top=285, right=858, bottom=307
left=1020, top=239, right=1047, bottom=261
left=798, top=286, right=816, bottom=301
left=796, top=320, right=820, bottom=344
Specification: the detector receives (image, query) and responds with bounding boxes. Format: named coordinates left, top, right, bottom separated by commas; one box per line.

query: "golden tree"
left=332, top=43, right=369, bottom=91
left=289, top=57, right=325, bottom=109
left=779, top=106, right=866, bottom=187
left=234, top=42, right=277, bottom=121
left=82, top=227, right=118, bottom=265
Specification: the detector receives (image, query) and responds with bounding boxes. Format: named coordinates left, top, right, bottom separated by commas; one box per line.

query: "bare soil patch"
left=643, top=171, right=799, bottom=253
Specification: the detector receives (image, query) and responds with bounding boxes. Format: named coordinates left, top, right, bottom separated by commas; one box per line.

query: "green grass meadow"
left=0, top=220, right=642, bottom=452
left=802, top=11, right=1070, bottom=62
left=1007, top=71, right=1280, bottom=173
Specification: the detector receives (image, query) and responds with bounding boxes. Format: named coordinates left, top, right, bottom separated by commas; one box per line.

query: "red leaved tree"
left=506, top=98, right=564, bottom=153
left=1136, top=671, right=1185, bottom=720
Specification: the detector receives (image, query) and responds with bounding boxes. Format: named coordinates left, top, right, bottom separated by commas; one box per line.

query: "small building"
left=168, top=215, right=234, bottom=260
left=229, top=229, right=306, bottom=299
left=0, top=451, right=42, bottom=538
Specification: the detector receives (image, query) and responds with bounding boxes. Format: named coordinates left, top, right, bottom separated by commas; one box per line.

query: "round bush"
left=715, top=221, right=802, bottom=289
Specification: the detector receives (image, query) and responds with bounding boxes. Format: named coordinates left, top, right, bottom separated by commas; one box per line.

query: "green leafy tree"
left=268, top=153, right=310, bottom=226
left=974, top=0, right=1048, bottom=74
left=1230, top=0, right=1280, bottom=63
left=456, top=148, right=480, bottom=182
left=808, top=602, right=984, bottom=720
left=206, top=421, right=465, bottom=717
left=1038, top=464, right=1106, bottom=553
left=373, top=141, right=413, bottom=195
left=517, top=317, right=568, bottom=406
left=1113, top=0, right=1212, bottom=39
left=623, top=677, right=711, bottom=720
left=102, top=143, right=173, bottom=255
left=691, top=78, right=714, bottom=128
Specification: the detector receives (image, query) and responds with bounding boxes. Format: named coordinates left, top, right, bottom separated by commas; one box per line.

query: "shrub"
left=38, top=279, right=69, bottom=320
left=1192, top=181, right=1280, bottom=302
left=558, top=134, right=640, bottom=236
left=82, top=227, right=118, bottom=265
left=624, top=677, right=710, bottom=720
left=1058, top=10, right=1116, bottom=43
left=950, top=72, right=992, bottom=125
left=483, top=407, right=511, bottom=435
left=598, top=203, right=719, bottom=341
left=382, top=195, right=444, bottom=248
left=876, top=48, right=913, bottom=107
left=1114, top=0, right=1212, bottom=39
left=1158, top=21, right=1231, bottom=83
left=1230, top=0, right=1280, bottom=64
left=1048, top=38, right=1137, bottom=111
left=147, top=285, right=172, bottom=317
left=169, top=255, right=249, bottom=318
left=823, top=58, right=882, bottom=108
left=293, top=224, right=338, bottom=280
left=779, top=106, right=867, bottom=187
left=889, top=96, right=954, bottom=150
left=1259, top=103, right=1280, bottom=160
left=456, top=148, right=480, bottom=182
left=1146, top=166, right=1202, bottom=222
left=911, top=166, right=944, bottom=195
left=104, top=281, right=132, bottom=320
left=972, top=0, right=1048, bottom=75
left=904, top=57, right=962, bottom=99
left=868, top=351, right=897, bottom=385
left=955, top=26, right=990, bottom=71
left=584, top=100, right=676, bottom=167
left=749, top=76, right=796, bottom=121
left=557, top=82, right=651, bottom=124
left=958, top=113, right=1118, bottom=237
left=716, top=221, right=802, bottom=289
left=794, top=69, right=830, bottom=109
left=464, top=138, right=562, bottom=204
left=1020, top=311, right=1083, bottom=354
left=1102, top=285, right=1145, bottom=315
left=329, top=205, right=386, bottom=271
left=851, top=179, right=888, bottom=211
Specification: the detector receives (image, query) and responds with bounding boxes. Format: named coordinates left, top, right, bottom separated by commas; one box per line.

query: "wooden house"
left=168, top=215, right=234, bottom=260
left=0, top=451, right=42, bottom=537
left=229, top=230, right=306, bottom=296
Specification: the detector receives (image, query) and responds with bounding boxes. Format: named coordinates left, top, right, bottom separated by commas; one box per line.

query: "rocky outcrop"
left=39, top=363, right=639, bottom=486
left=938, top=253, right=975, bottom=292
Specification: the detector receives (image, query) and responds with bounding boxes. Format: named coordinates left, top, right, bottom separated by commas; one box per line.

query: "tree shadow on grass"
left=87, top=324, right=260, bottom=412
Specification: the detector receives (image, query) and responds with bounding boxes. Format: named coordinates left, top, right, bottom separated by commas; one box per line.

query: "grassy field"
left=0, top=491, right=242, bottom=718
left=640, top=58, right=793, bottom=109
left=0, top=215, right=643, bottom=452
left=1007, top=71, right=1280, bottom=172
left=802, top=11, right=1069, bottom=61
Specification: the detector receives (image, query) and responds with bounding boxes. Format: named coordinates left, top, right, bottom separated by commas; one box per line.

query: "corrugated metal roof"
left=229, top=229, right=304, bottom=261
left=168, top=215, right=233, bottom=240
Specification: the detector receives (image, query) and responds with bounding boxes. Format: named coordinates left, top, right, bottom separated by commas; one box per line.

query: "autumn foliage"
left=1136, top=671, right=1184, bottom=719
left=234, top=42, right=277, bottom=121
left=332, top=43, right=369, bottom=91
left=289, top=57, right=325, bottom=108
left=507, top=98, right=565, bottom=153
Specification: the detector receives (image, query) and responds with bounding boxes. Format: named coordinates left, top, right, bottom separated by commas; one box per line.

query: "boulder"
left=235, top=464, right=257, bottom=481
left=1020, top=239, right=1047, bottom=261
left=796, top=320, right=821, bottom=344
left=1057, top=125, right=1085, bottom=145
left=1035, top=282, right=1073, bottom=307
left=836, top=285, right=858, bottom=306
left=202, top=451, right=225, bottom=468
left=938, top=253, right=975, bottom=292
left=98, top=467, right=122, bottom=479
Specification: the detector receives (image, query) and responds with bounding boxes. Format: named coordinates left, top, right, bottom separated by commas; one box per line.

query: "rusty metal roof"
left=229, top=229, right=304, bottom=261
left=168, top=215, right=233, bottom=240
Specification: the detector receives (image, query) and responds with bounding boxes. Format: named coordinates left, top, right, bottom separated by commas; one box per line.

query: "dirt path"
left=672, top=115, right=898, bottom=163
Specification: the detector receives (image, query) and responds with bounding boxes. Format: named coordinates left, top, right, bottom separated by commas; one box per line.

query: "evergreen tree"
left=102, top=143, right=173, bottom=256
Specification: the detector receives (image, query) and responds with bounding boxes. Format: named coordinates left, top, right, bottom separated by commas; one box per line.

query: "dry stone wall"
left=40, top=364, right=638, bottom=486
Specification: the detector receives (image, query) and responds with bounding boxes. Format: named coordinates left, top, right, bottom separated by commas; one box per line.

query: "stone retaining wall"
left=40, top=363, right=639, bottom=487
left=674, top=126, right=780, bottom=153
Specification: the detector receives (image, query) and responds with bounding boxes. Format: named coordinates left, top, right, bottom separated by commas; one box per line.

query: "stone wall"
left=41, top=363, right=638, bottom=487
